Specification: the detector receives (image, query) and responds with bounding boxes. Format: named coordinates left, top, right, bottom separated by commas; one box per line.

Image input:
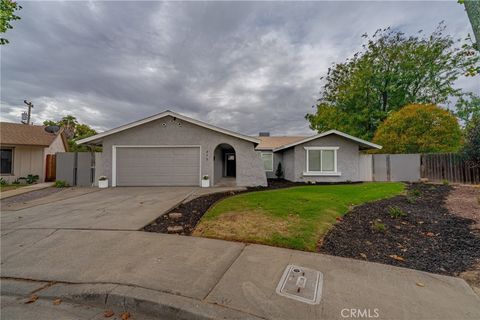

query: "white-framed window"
left=261, top=152, right=274, bottom=172
left=304, top=147, right=340, bottom=176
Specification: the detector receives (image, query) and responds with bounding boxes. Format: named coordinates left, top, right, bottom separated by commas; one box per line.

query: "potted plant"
left=201, top=175, right=210, bottom=188
left=98, top=176, right=108, bottom=188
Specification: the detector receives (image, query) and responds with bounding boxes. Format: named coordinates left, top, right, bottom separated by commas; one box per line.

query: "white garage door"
left=115, top=147, right=200, bottom=186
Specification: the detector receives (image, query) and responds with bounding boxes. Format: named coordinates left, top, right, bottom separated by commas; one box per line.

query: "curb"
left=1, top=279, right=263, bottom=320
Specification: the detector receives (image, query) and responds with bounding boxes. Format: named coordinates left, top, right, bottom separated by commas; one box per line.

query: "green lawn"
left=193, top=182, right=404, bottom=251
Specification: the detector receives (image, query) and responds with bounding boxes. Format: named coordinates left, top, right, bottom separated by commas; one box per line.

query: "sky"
left=0, top=0, right=477, bottom=136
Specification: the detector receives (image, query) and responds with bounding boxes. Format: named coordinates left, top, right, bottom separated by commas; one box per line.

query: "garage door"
left=115, top=147, right=200, bottom=186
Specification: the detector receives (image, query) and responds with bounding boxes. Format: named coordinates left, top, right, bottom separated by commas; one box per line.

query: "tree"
left=462, top=115, right=480, bottom=167
left=43, top=116, right=99, bottom=152
left=306, top=23, right=479, bottom=140
left=0, top=0, right=21, bottom=45
left=372, top=104, right=463, bottom=154
left=454, top=92, right=480, bottom=126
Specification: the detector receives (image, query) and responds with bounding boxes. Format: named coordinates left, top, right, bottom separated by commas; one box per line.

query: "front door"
left=225, top=153, right=236, bottom=177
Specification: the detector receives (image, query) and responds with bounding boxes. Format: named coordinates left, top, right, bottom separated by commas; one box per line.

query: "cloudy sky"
left=0, top=0, right=477, bottom=135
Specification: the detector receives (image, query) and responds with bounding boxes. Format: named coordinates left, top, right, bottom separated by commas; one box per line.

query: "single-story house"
left=77, top=110, right=381, bottom=187
left=0, top=122, right=68, bottom=183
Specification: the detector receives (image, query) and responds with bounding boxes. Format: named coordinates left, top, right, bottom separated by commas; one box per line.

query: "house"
left=0, top=122, right=68, bottom=183
left=256, top=131, right=381, bottom=183
left=77, top=110, right=381, bottom=187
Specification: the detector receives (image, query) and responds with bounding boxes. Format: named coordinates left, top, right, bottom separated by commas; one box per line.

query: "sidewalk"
left=2, top=229, right=479, bottom=320
left=0, top=182, right=53, bottom=200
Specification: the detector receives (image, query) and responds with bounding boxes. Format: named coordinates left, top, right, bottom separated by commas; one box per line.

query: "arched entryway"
left=213, top=143, right=236, bottom=186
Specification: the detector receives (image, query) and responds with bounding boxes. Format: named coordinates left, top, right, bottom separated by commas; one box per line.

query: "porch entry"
left=214, top=143, right=237, bottom=186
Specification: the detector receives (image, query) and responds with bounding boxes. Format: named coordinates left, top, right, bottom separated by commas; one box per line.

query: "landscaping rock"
left=168, top=212, right=183, bottom=220
left=167, top=226, right=183, bottom=233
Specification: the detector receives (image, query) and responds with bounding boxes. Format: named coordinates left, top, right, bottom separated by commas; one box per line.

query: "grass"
left=0, top=184, right=27, bottom=192
left=193, top=182, right=404, bottom=251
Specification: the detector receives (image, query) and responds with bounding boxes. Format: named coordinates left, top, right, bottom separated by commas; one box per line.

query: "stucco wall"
left=97, top=116, right=267, bottom=187
left=282, top=135, right=361, bottom=182
left=282, top=148, right=295, bottom=181
left=1, top=146, right=44, bottom=183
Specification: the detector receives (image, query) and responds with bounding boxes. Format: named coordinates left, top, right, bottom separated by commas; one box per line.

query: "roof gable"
left=272, top=130, right=382, bottom=152
left=77, top=110, right=260, bottom=145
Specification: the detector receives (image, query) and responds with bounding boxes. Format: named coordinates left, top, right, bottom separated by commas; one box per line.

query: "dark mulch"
left=143, top=190, right=244, bottom=235
left=320, top=183, right=480, bottom=276
left=143, top=179, right=363, bottom=235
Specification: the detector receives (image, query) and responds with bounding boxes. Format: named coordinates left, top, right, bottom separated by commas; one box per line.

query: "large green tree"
left=372, top=104, right=463, bottom=154
left=0, top=0, right=21, bottom=45
left=462, top=115, right=480, bottom=167
left=306, top=23, right=479, bottom=140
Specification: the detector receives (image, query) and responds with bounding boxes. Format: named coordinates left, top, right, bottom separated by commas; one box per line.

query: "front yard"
left=192, top=182, right=404, bottom=251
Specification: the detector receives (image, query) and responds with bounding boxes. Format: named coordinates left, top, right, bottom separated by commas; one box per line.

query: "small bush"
left=409, top=187, right=421, bottom=197
left=54, top=180, right=68, bottom=188
left=406, top=196, right=416, bottom=204
left=275, top=162, right=284, bottom=179
left=11, top=179, right=20, bottom=185
left=26, top=174, right=39, bottom=184
left=388, top=206, right=406, bottom=218
left=0, top=178, right=7, bottom=186
left=373, top=222, right=386, bottom=232
left=442, top=179, right=449, bottom=185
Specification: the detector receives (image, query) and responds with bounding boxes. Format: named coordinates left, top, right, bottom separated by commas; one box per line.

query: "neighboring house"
left=0, top=122, right=68, bottom=183
left=77, top=110, right=381, bottom=187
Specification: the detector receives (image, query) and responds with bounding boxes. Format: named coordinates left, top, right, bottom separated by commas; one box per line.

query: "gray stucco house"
left=78, top=110, right=381, bottom=187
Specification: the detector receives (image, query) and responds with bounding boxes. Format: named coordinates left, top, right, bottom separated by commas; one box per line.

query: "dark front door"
left=225, top=153, right=236, bottom=177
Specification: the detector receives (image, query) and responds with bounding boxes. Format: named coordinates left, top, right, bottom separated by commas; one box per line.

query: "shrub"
left=373, top=222, right=386, bottom=232
left=202, top=175, right=209, bottom=180
left=54, top=180, right=68, bottom=188
left=0, top=178, right=7, bottom=186
left=372, top=104, right=462, bottom=154
left=388, top=206, right=406, bottom=218
left=442, top=179, right=449, bottom=186
left=98, top=176, right=108, bottom=181
left=26, top=174, right=39, bottom=184
left=406, top=196, right=416, bottom=204
left=409, top=187, right=422, bottom=197
left=275, top=162, right=284, bottom=179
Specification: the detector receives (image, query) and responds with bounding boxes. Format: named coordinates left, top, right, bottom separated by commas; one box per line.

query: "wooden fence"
left=421, top=153, right=480, bottom=184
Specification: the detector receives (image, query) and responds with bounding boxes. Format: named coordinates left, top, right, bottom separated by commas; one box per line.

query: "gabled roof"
left=272, top=129, right=382, bottom=152
left=255, top=136, right=307, bottom=150
left=0, top=122, right=67, bottom=148
left=77, top=110, right=260, bottom=145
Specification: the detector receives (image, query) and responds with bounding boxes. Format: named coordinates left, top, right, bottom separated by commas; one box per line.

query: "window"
left=304, top=147, right=339, bottom=175
left=1, top=148, right=13, bottom=175
left=261, top=152, right=273, bottom=172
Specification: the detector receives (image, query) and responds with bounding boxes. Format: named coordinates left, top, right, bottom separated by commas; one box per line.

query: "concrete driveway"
left=1, top=187, right=197, bottom=231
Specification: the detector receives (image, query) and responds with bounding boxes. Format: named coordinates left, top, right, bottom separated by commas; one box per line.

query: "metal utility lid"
left=276, top=264, right=323, bottom=305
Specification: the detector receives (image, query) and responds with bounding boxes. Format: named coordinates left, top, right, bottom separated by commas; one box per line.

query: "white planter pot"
left=201, top=179, right=210, bottom=188
left=98, top=180, right=109, bottom=188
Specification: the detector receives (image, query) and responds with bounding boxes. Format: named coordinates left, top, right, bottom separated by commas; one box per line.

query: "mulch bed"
left=143, top=191, right=243, bottom=235
left=143, top=179, right=362, bottom=235
left=320, top=183, right=480, bottom=276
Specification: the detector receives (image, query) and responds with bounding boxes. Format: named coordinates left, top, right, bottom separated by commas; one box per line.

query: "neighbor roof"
left=255, top=136, right=307, bottom=150
left=273, top=130, right=382, bottom=152
left=0, top=122, right=65, bottom=147
left=77, top=110, right=260, bottom=145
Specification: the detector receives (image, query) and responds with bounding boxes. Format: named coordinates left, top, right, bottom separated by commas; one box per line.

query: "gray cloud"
left=1, top=1, right=477, bottom=135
